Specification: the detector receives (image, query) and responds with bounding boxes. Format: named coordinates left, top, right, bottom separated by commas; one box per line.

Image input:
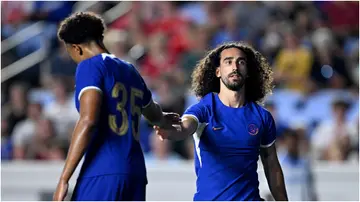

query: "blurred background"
left=1, top=1, right=359, bottom=201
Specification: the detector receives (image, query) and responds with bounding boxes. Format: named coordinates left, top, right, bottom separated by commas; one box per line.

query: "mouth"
left=229, top=73, right=242, bottom=79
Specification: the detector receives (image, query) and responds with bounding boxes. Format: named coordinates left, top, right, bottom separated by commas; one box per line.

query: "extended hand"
left=159, top=112, right=181, bottom=130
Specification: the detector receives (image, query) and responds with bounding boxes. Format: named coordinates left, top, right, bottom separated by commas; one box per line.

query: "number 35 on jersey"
left=108, top=82, right=143, bottom=140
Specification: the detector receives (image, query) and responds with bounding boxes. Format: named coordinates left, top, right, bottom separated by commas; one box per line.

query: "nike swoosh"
left=212, top=127, right=223, bottom=131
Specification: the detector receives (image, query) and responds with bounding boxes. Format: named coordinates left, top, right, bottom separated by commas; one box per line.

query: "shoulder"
left=77, top=55, right=101, bottom=72
left=199, top=92, right=215, bottom=105
left=187, top=93, right=213, bottom=109
left=251, top=102, right=272, bottom=117
left=76, top=54, right=107, bottom=76
left=249, top=102, right=275, bottom=126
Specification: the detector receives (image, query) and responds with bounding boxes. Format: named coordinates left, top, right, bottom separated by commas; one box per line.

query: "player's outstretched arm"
left=154, top=115, right=198, bottom=141
left=54, top=89, right=101, bottom=201
left=142, top=100, right=180, bottom=129
left=260, top=144, right=288, bottom=201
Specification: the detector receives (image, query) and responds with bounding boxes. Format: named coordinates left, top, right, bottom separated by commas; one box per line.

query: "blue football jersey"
left=183, top=93, right=276, bottom=201
left=74, top=53, right=152, bottom=181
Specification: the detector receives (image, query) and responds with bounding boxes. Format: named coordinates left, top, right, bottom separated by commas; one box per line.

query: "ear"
left=215, top=66, right=221, bottom=78
left=72, top=44, right=83, bottom=55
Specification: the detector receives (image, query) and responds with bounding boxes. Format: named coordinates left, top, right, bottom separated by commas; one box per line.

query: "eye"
left=238, top=59, right=246, bottom=66
left=225, top=60, right=231, bottom=65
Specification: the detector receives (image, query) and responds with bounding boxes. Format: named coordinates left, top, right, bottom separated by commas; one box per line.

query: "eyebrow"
left=222, top=56, right=246, bottom=61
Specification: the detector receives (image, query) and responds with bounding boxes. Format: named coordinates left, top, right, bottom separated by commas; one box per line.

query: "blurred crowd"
left=1, top=1, right=359, bottom=165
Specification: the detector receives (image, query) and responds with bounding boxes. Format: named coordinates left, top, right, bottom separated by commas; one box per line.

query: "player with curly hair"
left=154, top=42, right=288, bottom=201
left=53, top=12, right=180, bottom=201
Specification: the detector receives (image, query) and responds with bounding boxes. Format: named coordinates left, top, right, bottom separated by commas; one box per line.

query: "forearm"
left=167, top=119, right=196, bottom=141
left=264, top=163, right=288, bottom=201
left=143, top=101, right=164, bottom=126
left=59, top=119, right=95, bottom=182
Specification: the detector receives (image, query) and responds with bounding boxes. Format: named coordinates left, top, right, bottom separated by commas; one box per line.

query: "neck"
left=218, top=85, right=246, bottom=108
left=84, top=44, right=107, bottom=58
left=80, top=41, right=108, bottom=63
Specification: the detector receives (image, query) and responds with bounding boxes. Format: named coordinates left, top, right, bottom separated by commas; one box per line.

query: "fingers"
left=153, top=125, right=166, bottom=141
left=164, top=112, right=181, bottom=120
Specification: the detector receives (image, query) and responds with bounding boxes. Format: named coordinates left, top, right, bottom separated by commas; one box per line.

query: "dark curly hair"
left=191, top=42, right=274, bottom=104
left=57, top=12, right=106, bottom=44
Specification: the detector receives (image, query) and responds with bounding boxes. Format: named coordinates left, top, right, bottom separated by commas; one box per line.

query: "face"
left=285, top=134, right=299, bottom=156
left=27, top=103, right=42, bottom=120
left=52, top=80, right=67, bottom=100
left=36, top=119, right=54, bottom=140
left=65, top=43, right=83, bottom=64
left=216, top=47, right=247, bottom=91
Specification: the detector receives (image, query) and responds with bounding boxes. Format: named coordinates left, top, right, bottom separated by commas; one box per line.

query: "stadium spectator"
left=43, top=76, right=78, bottom=141
left=273, top=30, right=313, bottom=94
left=3, top=82, right=29, bottom=135
left=311, top=98, right=358, bottom=161
left=25, top=118, right=66, bottom=160
left=278, top=129, right=318, bottom=201
left=12, top=102, right=43, bottom=159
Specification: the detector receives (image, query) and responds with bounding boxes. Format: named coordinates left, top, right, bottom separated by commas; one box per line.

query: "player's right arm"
left=154, top=115, right=198, bottom=141
left=154, top=102, right=205, bottom=141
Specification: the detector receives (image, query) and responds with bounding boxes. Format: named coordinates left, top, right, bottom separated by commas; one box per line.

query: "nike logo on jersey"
left=212, top=127, right=223, bottom=131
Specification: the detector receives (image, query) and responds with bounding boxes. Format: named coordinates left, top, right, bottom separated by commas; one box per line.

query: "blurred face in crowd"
left=222, top=7, right=237, bottom=31
left=216, top=48, right=248, bottom=91
left=284, top=132, right=299, bottom=157
left=10, top=84, right=27, bottom=110
left=284, top=33, right=299, bottom=49
left=149, top=32, right=167, bottom=54
left=1, top=119, right=9, bottom=137
left=52, top=79, right=67, bottom=102
left=27, top=103, right=42, bottom=121
left=35, top=118, right=55, bottom=141
left=332, top=103, right=348, bottom=121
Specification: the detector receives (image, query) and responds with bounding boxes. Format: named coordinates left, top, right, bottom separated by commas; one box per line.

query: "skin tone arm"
left=58, top=96, right=180, bottom=185
left=154, top=116, right=198, bottom=141
left=142, top=100, right=181, bottom=129
left=59, top=89, right=102, bottom=183
left=260, top=144, right=288, bottom=201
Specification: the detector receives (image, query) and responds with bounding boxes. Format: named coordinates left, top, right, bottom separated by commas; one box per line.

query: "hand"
left=153, top=125, right=171, bottom=141
left=53, top=180, right=68, bottom=201
left=158, top=112, right=181, bottom=130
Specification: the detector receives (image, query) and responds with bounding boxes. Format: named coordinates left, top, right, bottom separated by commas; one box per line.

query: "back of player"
left=71, top=53, right=151, bottom=201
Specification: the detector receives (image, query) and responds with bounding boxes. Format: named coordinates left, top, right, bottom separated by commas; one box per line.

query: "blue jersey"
left=183, top=93, right=276, bottom=201
left=74, top=53, right=152, bottom=181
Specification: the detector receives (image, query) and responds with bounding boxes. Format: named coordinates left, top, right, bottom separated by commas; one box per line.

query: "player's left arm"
left=260, top=144, right=288, bottom=201
left=58, top=60, right=103, bottom=184
left=260, top=112, right=288, bottom=201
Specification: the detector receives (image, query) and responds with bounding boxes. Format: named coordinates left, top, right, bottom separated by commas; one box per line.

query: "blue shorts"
left=71, top=174, right=146, bottom=201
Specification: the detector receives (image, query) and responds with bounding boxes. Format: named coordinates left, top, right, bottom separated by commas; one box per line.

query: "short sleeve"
left=183, top=102, right=207, bottom=124
left=261, top=111, right=276, bottom=148
left=75, top=60, right=103, bottom=101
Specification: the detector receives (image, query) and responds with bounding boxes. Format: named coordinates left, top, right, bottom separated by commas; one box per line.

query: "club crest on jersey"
left=247, top=124, right=259, bottom=135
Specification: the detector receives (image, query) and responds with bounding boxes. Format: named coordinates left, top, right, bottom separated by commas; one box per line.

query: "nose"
left=231, top=63, right=238, bottom=72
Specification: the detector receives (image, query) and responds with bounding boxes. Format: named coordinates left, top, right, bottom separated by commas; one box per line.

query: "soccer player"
left=154, top=42, right=288, bottom=201
left=53, top=12, right=180, bottom=201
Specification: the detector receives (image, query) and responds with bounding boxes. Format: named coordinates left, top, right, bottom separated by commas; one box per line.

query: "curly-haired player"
left=53, top=12, right=180, bottom=201
left=154, top=42, right=288, bottom=201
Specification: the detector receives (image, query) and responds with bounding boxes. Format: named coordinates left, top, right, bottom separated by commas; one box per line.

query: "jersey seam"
left=78, top=86, right=102, bottom=101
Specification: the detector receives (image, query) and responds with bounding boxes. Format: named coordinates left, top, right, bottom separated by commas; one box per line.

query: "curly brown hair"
left=191, top=42, right=274, bottom=104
